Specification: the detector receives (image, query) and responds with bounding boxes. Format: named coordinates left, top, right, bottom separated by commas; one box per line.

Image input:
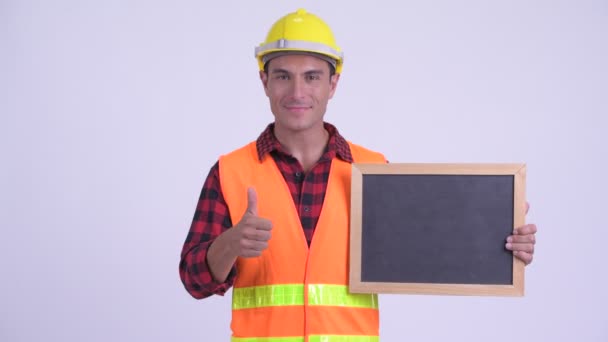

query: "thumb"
left=246, top=187, right=258, bottom=216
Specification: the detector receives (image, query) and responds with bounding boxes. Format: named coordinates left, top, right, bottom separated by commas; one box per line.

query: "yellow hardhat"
left=255, top=8, right=344, bottom=74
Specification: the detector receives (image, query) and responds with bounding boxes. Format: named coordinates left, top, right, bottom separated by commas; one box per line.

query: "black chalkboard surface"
left=349, top=164, right=526, bottom=296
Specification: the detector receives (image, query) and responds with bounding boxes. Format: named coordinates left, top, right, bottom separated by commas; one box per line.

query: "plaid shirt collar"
left=255, top=122, right=353, bottom=163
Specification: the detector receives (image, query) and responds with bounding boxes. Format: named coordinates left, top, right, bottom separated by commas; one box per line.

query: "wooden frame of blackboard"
left=349, top=163, right=527, bottom=296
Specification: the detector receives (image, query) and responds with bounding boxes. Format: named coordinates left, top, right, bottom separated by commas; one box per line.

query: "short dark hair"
left=263, top=60, right=336, bottom=78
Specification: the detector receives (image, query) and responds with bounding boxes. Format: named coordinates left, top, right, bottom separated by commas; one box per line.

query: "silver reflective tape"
left=255, top=39, right=343, bottom=61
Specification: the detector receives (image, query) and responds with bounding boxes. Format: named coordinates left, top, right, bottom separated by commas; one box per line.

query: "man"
left=179, top=8, right=537, bottom=341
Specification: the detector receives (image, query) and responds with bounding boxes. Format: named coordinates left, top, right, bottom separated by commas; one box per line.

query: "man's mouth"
left=285, top=104, right=312, bottom=111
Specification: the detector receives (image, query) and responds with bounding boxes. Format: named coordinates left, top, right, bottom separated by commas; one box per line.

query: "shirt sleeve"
left=179, top=161, right=237, bottom=299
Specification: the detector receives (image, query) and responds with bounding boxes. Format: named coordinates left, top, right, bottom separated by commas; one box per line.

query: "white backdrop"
left=2, top=0, right=607, bottom=341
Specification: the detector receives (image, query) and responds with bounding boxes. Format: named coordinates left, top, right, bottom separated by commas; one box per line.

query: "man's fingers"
left=254, top=218, right=273, bottom=231
left=513, top=251, right=533, bottom=265
left=246, top=187, right=258, bottom=216
left=240, top=240, right=269, bottom=253
left=242, top=240, right=268, bottom=251
left=237, top=188, right=273, bottom=258
left=241, top=216, right=272, bottom=230
left=511, top=220, right=537, bottom=266
left=243, top=228, right=272, bottom=242
left=507, top=234, right=536, bottom=244
left=505, top=242, right=535, bottom=254
left=514, top=223, right=537, bottom=235
left=241, top=249, right=264, bottom=258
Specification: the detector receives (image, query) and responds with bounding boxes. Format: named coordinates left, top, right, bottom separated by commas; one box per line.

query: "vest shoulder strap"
left=347, top=141, right=387, bottom=163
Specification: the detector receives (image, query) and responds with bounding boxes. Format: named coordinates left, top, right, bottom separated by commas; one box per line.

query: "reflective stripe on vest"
left=232, top=335, right=379, bottom=342
left=232, top=284, right=378, bottom=310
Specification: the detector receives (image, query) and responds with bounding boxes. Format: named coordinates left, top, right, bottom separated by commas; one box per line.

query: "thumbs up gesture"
left=229, top=187, right=273, bottom=258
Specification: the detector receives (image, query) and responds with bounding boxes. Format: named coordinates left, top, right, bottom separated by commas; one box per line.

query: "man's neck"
left=274, top=124, right=329, bottom=173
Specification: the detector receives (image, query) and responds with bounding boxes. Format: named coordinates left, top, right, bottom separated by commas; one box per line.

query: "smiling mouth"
left=285, top=105, right=312, bottom=111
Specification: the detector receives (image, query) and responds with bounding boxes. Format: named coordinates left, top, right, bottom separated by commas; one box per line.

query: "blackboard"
left=349, top=163, right=526, bottom=296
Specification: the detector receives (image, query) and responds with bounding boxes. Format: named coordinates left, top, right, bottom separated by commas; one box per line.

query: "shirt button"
left=303, top=207, right=310, bottom=212
left=295, top=172, right=303, bottom=182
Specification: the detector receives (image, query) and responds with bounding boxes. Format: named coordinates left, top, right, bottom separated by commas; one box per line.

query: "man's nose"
left=290, top=77, right=306, bottom=98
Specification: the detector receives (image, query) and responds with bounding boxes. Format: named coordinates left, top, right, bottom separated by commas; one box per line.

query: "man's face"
left=260, top=54, right=340, bottom=134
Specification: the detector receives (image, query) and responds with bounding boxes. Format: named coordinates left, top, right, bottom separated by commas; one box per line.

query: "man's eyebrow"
left=269, top=69, right=325, bottom=75
left=270, top=68, right=290, bottom=74
left=304, top=69, right=325, bottom=75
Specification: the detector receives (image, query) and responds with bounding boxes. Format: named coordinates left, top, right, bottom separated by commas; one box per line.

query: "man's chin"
left=275, top=119, right=319, bottom=133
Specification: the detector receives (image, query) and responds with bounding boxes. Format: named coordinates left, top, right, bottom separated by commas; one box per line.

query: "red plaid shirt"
left=179, top=122, right=353, bottom=299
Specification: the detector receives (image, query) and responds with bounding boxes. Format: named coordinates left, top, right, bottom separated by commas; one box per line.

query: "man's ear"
left=328, top=73, right=340, bottom=99
left=259, top=70, right=270, bottom=96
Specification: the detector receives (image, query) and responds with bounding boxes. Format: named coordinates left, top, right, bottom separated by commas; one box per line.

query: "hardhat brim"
left=261, top=51, right=338, bottom=70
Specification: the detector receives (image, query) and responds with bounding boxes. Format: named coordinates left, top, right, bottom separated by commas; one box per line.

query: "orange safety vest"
left=219, top=141, right=386, bottom=342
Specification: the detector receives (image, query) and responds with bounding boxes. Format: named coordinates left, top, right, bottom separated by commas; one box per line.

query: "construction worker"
left=179, top=8, right=537, bottom=341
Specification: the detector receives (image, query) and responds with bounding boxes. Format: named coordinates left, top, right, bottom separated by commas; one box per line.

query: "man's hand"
left=225, top=187, right=273, bottom=258
left=207, top=187, right=273, bottom=282
left=506, top=202, right=537, bottom=265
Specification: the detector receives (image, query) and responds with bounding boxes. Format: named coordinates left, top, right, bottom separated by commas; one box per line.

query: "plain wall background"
left=2, top=0, right=607, bottom=341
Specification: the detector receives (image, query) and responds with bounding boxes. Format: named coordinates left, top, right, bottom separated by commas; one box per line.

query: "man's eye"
left=275, top=75, right=289, bottom=80
left=307, top=75, right=321, bottom=81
